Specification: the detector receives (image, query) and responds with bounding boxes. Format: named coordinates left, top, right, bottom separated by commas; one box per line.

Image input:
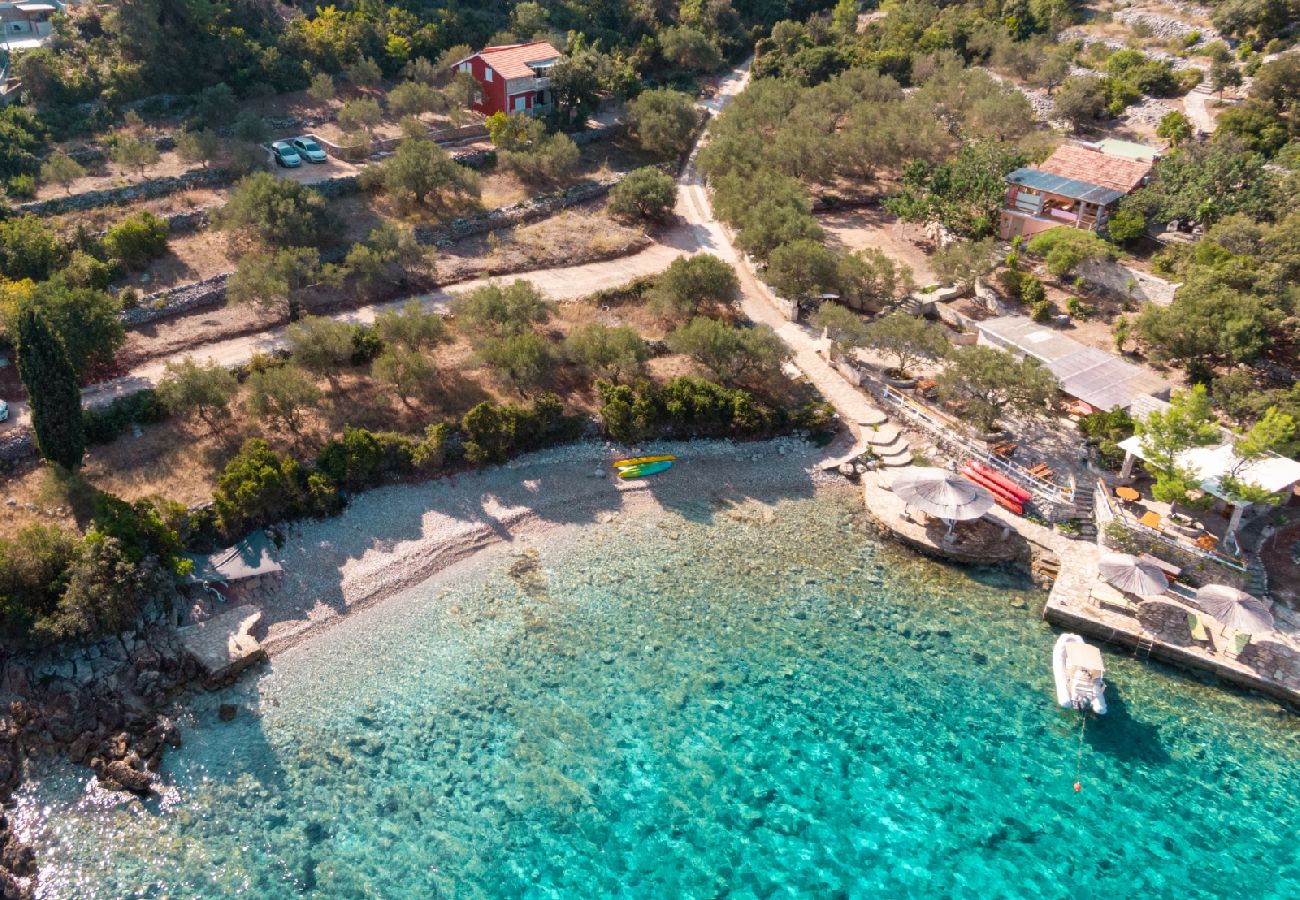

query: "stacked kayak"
left=960, top=460, right=1030, bottom=515
left=612, top=454, right=676, bottom=479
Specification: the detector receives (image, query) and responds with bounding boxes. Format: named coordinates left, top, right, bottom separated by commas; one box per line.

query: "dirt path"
left=1183, top=84, right=1218, bottom=135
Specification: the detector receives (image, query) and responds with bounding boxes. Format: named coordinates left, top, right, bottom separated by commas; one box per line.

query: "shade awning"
left=975, top=316, right=1171, bottom=410
left=1118, top=436, right=1300, bottom=501
left=185, top=531, right=282, bottom=585
left=1196, top=584, right=1274, bottom=634
left=1064, top=642, right=1104, bottom=674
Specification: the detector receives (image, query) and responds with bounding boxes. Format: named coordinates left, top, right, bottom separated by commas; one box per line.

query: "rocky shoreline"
left=0, top=610, right=238, bottom=897
left=0, top=435, right=839, bottom=895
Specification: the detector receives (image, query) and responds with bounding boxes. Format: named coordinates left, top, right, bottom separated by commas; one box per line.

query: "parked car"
left=271, top=141, right=302, bottom=168
left=290, top=137, right=328, bottom=163
left=0, top=399, right=8, bottom=423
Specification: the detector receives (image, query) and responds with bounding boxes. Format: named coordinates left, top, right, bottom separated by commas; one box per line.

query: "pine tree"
left=16, top=308, right=84, bottom=470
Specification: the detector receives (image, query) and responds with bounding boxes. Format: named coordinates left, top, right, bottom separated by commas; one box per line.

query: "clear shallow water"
left=17, top=488, right=1300, bottom=899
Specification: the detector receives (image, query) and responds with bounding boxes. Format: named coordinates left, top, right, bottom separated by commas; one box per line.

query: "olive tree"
left=936, top=345, right=1056, bottom=433
left=861, top=311, right=950, bottom=377
left=156, top=356, right=238, bottom=432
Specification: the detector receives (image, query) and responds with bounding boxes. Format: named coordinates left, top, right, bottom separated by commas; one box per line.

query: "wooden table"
left=1115, top=486, right=1140, bottom=502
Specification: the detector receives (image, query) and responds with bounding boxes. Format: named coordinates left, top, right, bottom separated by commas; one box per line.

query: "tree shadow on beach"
left=1084, top=681, right=1173, bottom=766
left=635, top=449, right=819, bottom=524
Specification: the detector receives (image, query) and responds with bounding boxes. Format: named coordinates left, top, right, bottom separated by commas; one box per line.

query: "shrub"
left=1079, top=408, right=1135, bottom=470
left=461, top=394, right=571, bottom=464
left=1026, top=228, right=1117, bottom=278
left=451, top=279, right=549, bottom=337
left=475, top=332, right=554, bottom=389
left=212, top=439, right=338, bottom=537
left=104, top=211, right=170, bottom=269
left=667, top=317, right=789, bottom=382
left=315, top=425, right=446, bottom=490
left=82, top=389, right=169, bottom=445
left=646, top=254, right=738, bottom=319
left=1030, top=299, right=1053, bottom=322
left=0, top=524, right=79, bottom=642
left=608, top=167, right=676, bottom=222
left=156, top=357, right=238, bottom=431
left=216, top=172, right=332, bottom=248
left=625, top=89, right=700, bottom=160
left=595, top=377, right=774, bottom=444
left=563, top=324, right=650, bottom=381
left=1106, top=208, right=1147, bottom=244
left=1019, top=274, right=1046, bottom=305
left=0, top=214, right=66, bottom=282
left=6, top=175, right=36, bottom=199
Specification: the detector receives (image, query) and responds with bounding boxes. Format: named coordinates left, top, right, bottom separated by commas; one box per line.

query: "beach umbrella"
left=889, top=467, right=994, bottom=536
left=1196, top=584, right=1274, bottom=634
left=1098, top=552, right=1169, bottom=596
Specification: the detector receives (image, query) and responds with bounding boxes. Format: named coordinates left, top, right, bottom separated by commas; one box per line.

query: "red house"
left=452, top=41, right=562, bottom=117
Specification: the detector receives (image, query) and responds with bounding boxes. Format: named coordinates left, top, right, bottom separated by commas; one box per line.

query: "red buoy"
left=1073, top=781, right=1082, bottom=793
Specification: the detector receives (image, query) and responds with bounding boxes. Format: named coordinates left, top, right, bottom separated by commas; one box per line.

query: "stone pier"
left=861, top=472, right=1300, bottom=707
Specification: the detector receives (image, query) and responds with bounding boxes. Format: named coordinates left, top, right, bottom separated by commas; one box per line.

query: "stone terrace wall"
left=413, top=174, right=622, bottom=246
left=1078, top=258, right=1180, bottom=306
left=16, top=167, right=234, bottom=218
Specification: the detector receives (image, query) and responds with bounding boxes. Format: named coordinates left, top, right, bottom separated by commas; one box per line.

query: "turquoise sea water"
left=16, top=486, right=1300, bottom=898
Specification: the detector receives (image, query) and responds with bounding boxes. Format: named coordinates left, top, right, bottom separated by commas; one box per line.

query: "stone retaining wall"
left=311, top=122, right=491, bottom=162
left=16, top=167, right=234, bottom=217
left=1077, top=258, right=1179, bottom=306
left=413, top=174, right=623, bottom=246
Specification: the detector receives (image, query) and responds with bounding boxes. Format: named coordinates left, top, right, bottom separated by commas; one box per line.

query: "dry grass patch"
left=436, top=207, right=648, bottom=283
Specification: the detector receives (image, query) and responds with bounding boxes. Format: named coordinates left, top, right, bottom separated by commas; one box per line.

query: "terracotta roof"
left=474, top=41, right=562, bottom=80
left=1037, top=144, right=1154, bottom=195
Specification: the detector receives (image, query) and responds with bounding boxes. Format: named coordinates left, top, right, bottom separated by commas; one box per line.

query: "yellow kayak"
left=612, top=454, right=677, bottom=468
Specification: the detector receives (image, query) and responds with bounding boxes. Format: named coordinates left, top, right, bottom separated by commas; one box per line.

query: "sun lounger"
left=1229, top=633, right=1252, bottom=659
left=1090, top=583, right=1137, bottom=615
left=1187, top=612, right=1209, bottom=643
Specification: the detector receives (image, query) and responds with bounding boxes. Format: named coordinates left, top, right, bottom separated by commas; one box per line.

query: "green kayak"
left=617, top=459, right=674, bottom=479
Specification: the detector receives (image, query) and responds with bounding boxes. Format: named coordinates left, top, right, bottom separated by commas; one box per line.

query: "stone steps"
left=877, top=446, right=913, bottom=467
left=864, top=424, right=902, bottom=446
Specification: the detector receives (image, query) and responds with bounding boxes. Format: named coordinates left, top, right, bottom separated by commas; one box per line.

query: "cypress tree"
left=16, top=308, right=84, bottom=470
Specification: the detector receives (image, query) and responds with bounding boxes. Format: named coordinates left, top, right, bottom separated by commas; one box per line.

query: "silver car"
left=271, top=141, right=302, bottom=168
left=291, top=137, right=329, bottom=163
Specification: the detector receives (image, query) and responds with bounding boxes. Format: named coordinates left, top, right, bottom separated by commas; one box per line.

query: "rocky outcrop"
left=95, top=758, right=156, bottom=795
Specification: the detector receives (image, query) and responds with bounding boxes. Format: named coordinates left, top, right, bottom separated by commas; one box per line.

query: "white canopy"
left=1118, top=436, right=1300, bottom=502
left=1064, top=642, right=1104, bottom=675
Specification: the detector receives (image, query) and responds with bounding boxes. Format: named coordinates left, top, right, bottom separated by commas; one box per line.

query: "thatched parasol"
left=889, top=467, right=994, bottom=536
left=1098, top=552, right=1170, bottom=596
left=1196, top=584, right=1274, bottom=634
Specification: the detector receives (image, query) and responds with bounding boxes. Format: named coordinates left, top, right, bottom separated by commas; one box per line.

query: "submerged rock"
left=96, top=759, right=155, bottom=795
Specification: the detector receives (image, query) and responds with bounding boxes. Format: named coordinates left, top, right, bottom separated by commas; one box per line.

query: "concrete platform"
left=176, top=605, right=266, bottom=687
left=862, top=473, right=1026, bottom=564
